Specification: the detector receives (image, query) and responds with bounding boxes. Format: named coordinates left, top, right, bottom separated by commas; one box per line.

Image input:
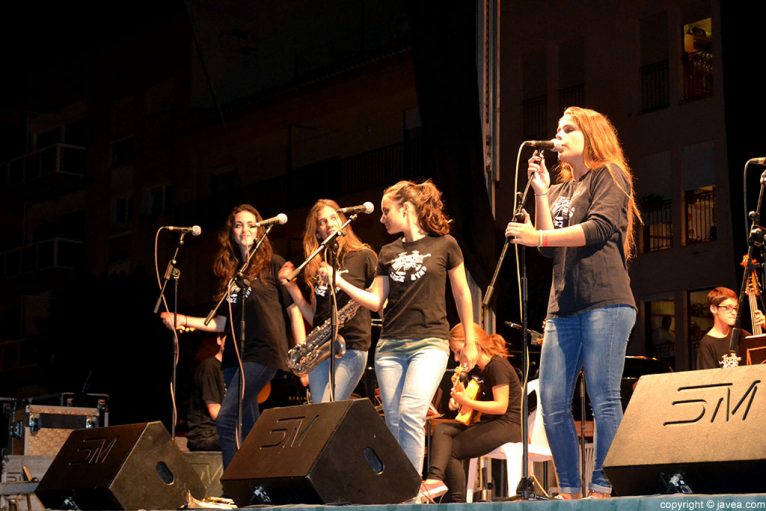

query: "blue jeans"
left=539, top=305, right=635, bottom=494
left=217, top=361, right=276, bottom=469
left=309, top=348, right=368, bottom=403
left=375, top=341, right=449, bottom=472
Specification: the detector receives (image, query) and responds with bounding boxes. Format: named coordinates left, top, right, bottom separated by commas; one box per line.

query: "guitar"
left=742, top=255, right=763, bottom=336
left=451, top=366, right=481, bottom=425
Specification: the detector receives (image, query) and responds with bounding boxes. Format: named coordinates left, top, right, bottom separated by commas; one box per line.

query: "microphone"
left=164, top=225, right=202, bottom=236
left=505, top=321, right=543, bottom=343
left=337, top=202, right=375, bottom=215
left=749, top=157, right=766, bottom=166
left=524, top=139, right=562, bottom=152
left=256, top=213, right=288, bottom=227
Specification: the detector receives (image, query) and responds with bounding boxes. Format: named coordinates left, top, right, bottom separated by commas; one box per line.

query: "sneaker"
left=419, top=480, right=448, bottom=502
left=585, top=490, right=611, bottom=499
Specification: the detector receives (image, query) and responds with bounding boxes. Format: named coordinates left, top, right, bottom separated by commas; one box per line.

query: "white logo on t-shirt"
left=389, top=250, right=431, bottom=282
left=552, top=196, right=575, bottom=229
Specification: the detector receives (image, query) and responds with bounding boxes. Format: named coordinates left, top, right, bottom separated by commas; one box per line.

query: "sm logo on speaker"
left=261, top=412, right=321, bottom=449
left=664, top=379, right=761, bottom=426
left=69, top=436, right=119, bottom=465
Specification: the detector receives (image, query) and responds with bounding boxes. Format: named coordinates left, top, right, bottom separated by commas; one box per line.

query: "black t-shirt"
left=186, top=356, right=225, bottom=446
left=475, top=355, right=522, bottom=425
left=221, top=255, right=294, bottom=371
left=376, top=234, right=463, bottom=340
left=313, top=248, right=377, bottom=351
left=697, top=328, right=751, bottom=369
left=540, top=165, right=636, bottom=317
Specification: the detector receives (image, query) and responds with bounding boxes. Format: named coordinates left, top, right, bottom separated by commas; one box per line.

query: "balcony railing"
left=641, top=197, right=672, bottom=252
left=1, top=238, right=84, bottom=279
left=0, top=143, right=86, bottom=187
left=685, top=188, right=716, bottom=245
left=683, top=50, right=713, bottom=101
left=640, top=60, right=670, bottom=112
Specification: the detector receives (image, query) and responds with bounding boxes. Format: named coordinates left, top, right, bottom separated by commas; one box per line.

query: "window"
left=147, top=184, right=172, bottom=216
left=640, top=12, right=669, bottom=112
left=641, top=195, right=673, bottom=252
left=112, top=195, right=133, bottom=227
left=646, top=299, right=676, bottom=367
left=637, top=152, right=673, bottom=253
left=685, top=186, right=716, bottom=245
left=682, top=18, right=713, bottom=101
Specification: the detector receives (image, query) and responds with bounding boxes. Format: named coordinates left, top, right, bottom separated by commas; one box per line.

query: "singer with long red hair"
left=505, top=107, right=640, bottom=499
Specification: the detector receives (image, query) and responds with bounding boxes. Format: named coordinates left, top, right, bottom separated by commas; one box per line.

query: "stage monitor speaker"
left=604, top=365, right=766, bottom=495
left=35, top=421, right=205, bottom=510
left=221, top=398, right=421, bottom=505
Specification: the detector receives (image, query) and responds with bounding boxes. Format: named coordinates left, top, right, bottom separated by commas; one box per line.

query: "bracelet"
left=537, top=230, right=543, bottom=248
left=535, top=192, right=548, bottom=197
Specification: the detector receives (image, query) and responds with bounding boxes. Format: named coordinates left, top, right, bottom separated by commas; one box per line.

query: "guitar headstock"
left=742, top=255, right=762, bottom=297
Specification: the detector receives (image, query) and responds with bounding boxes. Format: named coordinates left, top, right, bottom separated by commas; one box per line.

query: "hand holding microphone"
left=527, top=150, right=551, bottom=197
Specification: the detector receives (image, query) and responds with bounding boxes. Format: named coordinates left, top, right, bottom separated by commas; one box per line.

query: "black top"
left=540, top=165, right=636, bottom=317
left=476, top=355, right=522, bottom=426
left=697, top=328, right=751, bottom=369
left=186, top=356, right=225, bottom=447
left=376, top=234, right=463, bottom=340
left=313, top=248, right=377, bottom=351
left=221, top=254, right=294, bottom=371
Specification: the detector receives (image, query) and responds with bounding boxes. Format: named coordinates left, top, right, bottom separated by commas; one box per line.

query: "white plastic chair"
left=465, top=378, right=553, bottom=502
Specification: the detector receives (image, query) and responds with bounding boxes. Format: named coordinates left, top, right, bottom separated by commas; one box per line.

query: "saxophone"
left=287, top=300, right=361, bottom=376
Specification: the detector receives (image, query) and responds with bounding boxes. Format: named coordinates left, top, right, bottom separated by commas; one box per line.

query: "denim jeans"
left=539, top=305, right=635, bottom=494
left=217, top=361, right=276, bottom=469
left=309, top=348, right=368, bottom=402
left=375, top=341, right=449, bottom=472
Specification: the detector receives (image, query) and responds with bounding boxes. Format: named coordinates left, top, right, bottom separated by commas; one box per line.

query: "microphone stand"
left=506, top=164, right=547, bottom=500
left=153, top=231, right=188, bottom=314
left=730, top=169, right=766, bottom=363
left=511, top=193, right=538, bottom=500
left=153, top=231, right=189, bottom=439
left=204, top=225, right=274, bottom=447
left=325, top=239, right=341, bottom=402
left=482, top=179, right=533, bottom=312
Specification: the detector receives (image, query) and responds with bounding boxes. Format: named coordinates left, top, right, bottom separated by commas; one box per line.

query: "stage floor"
left=4, top=483, right=766, bottom=510
left=238, top=494, right=766, bottom=511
